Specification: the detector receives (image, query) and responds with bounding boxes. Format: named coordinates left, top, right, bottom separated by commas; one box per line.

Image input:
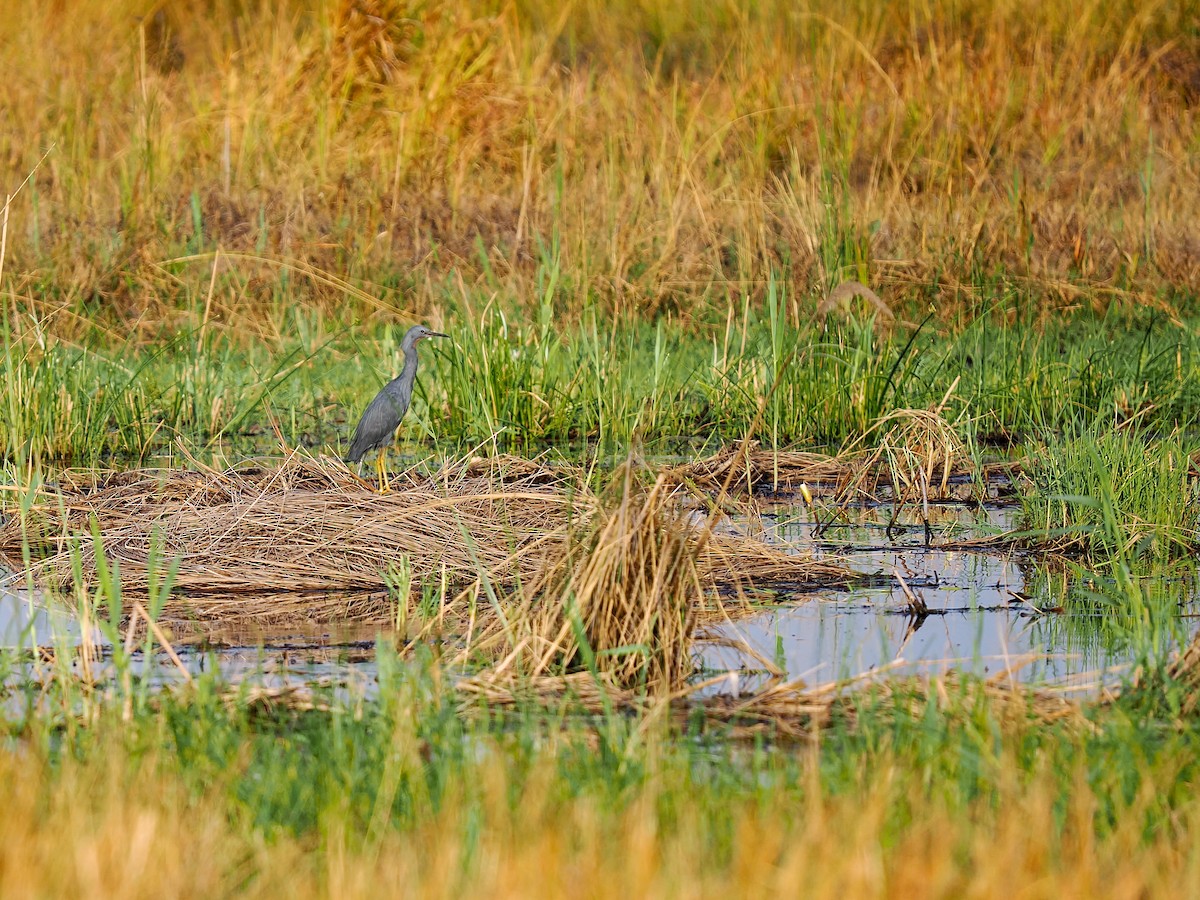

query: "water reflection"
left=698, top=497, right=1162, bottom=691
left=0, top=581, right=88, bottom=649
left=701, top=601, right=1129, bottom=694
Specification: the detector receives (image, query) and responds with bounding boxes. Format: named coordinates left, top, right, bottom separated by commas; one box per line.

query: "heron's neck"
left=401, top=342, right=420, bottom=379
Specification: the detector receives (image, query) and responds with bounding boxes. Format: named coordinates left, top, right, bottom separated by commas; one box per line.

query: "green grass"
left=1021, top=426, right=1200, bottom=561
left=0, top=637, right=1198, bottom=895
left=7, top=276, right=1200, bottom=469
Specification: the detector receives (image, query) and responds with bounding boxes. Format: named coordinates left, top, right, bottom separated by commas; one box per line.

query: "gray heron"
left=346, top=324, right=447, bottom=492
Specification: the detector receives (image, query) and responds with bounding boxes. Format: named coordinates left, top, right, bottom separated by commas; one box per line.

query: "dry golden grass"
left=832, top=407, right=973, bottom=540
left=1, top=0, right=1196, bottom=339
left=470, top=465, right=855, bottom=692
left=1, top=734, right=1197, bottom=899
left=458, top=658, right=1088, bottom=740
left=457, top=669, right=638, bottom=713
left=817, top=280, right=898, bottom=324
left=666, top=442, right=842, bottom=493
left=670, top=406, right=1018, bottom=542
left=3, top=453, right=580, bottom=620
left=495, top=470, right=706, bottom=691
left=667, top=434, right=1005, bottom=500
left=668, top=405, right=1014, bottom=501
left=1167, top=629, right=1200, bottom=715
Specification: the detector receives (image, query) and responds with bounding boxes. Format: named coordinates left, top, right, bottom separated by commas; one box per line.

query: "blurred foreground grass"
left=0, top=648, right=1198, bottom=898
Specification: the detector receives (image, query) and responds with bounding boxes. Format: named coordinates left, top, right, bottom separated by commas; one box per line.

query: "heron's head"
left=402, top=324, right=449, bottom=348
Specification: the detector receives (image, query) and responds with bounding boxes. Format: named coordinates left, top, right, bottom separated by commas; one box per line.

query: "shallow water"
left=0, top=583, right=87, bottom=649
left=1, top=483, right=1192, bottom=699
left=695, top=496, right=1173, bottom=693
left=0, top=578, right=381, bottom=716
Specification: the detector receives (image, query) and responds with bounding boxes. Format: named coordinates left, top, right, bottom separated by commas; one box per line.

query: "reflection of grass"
left=1020, top=561, right=1196, bottom=670
left=1019, top=430, right=1198, bottom=675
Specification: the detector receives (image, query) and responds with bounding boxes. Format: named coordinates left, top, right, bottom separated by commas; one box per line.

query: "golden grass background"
left=2, top=0, right=1197, bottom=337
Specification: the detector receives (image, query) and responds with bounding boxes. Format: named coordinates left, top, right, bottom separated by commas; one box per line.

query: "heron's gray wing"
left=347, top=381, right=411, bottom=462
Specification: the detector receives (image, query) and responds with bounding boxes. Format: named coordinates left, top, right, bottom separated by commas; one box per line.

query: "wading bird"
left=347, top=324, right=447, bottom=492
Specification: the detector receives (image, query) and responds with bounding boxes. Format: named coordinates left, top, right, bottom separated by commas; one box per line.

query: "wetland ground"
left=3, top=0, right=1200, bottom=895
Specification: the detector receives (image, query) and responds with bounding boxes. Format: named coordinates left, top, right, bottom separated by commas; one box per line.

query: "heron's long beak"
left=427, top=331, right=449, bottom=339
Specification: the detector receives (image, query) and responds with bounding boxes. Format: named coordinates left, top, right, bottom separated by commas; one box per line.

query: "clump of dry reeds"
left=668, top=407, right=1007, bottom=501
left=1, top=454, right=583, bottom=627
left=527, top=470, right=701, bottom=691
left=1, top=454, right=854, bottom=689
left=670, top=406, right=1009, bottom=544
left=830, top=407, right=970, bottom=535
left=456, top=464, right=853, bottom=693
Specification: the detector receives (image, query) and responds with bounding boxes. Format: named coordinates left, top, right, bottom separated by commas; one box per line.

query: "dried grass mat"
left=1, top=455, right=856, bottom=633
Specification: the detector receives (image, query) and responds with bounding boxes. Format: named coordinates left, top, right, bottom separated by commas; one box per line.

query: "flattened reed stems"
left=695, top=670, right=1087, bottom=740
left=457, top=667, right=1087, bottom=738
left=3, top=454, right=583, bottom=625
left=1, top=454, right=854, bottom=688
left=667, top=414, right=1009, bottom=502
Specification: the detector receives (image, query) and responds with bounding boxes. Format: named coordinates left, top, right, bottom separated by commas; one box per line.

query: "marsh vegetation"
left=2, top=0, right=1200, bottom=895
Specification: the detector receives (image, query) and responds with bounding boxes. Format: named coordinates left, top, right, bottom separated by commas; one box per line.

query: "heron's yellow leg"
left=377, top=450, right=393, bottom=494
